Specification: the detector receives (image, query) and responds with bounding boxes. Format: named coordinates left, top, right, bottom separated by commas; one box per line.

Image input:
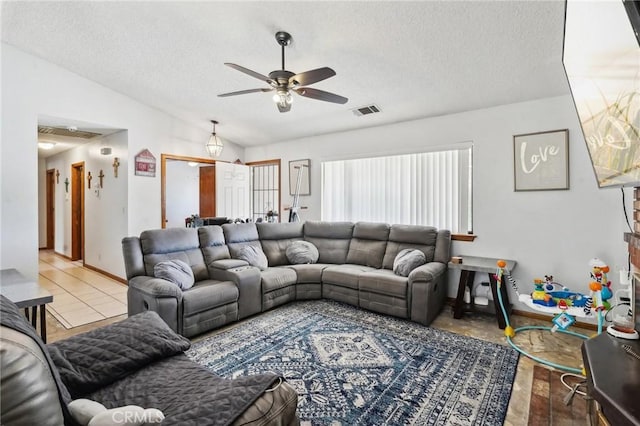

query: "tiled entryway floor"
left=39, top=250, right=127, bottom=328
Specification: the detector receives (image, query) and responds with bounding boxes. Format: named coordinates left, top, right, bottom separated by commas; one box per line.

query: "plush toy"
left=589, top=258, right=612, bottom=310
left=68, top=399, right=164, bottom=426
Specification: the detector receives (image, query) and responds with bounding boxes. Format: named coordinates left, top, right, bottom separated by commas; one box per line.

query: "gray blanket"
left=48, top=310, right=191, bottom=398
left=48, top=310, right=279, bottom=425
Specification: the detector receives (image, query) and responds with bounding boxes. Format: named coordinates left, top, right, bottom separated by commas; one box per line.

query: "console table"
left=0, top=268, right=53, bottom=343
left=448, top=256, right=517, bottom=329
left=582, top=332, right=640, bottom=426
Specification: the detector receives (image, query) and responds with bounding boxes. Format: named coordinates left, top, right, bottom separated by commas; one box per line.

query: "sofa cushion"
left=359, top=269, right=409, bottom=298
left=140, top=228, right=209, bottom=281
left=257, top=222, right=304, bottom=266
left=154, top=259, right=195, bottom=290
left=285, top=263, right=329, bottom=283
left=393, top=249, right=427, bottom=277
left=382, top=225, right=438, bottom=270
left=198, top=226, right=231, bottom=265
left=236, top=245, right=268, bottom=270
left=182, top=280, right=239, bottom=315
left=345, top=222, right=389, bottom=268
left=304, top=221, right=354, bottom=264
left=286, top=241, right=319, bottom=264
left=261, top=268, right=298, bottom=292
left=322, top=264, right=377, bottom=289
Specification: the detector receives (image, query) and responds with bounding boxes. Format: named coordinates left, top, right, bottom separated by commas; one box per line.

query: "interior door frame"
left=161, top=154, right=216, bottom=229
left=46, top=168, right=56, bottom=249
left=71, top=162, right=85, bottom=262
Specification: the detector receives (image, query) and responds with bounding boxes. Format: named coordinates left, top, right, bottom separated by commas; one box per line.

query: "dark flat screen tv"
left=563, top=0, right=640, bottom=188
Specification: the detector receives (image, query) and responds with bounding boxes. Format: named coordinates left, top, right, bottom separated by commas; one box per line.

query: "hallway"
left=38, top=250, right=127, bottom=342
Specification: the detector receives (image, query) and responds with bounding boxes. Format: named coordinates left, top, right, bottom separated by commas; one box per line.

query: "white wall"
left=246, top=95, right=632, bottom=319
left=1, top=44, right=244, bottom=279
left=165, top=161, right=200, bottom=228
left=43, top=131, right=129, bottom=277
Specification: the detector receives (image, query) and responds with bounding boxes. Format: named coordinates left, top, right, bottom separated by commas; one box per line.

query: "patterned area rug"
left=187, top=301, right=519, bottom=425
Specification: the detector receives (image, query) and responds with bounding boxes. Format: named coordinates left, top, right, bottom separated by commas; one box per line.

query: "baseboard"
left=445, top=297, right=598, bottom=331
left=50, top=252, right=127, bottom=285
left=83, top=263, right=127, bottom=285
left=54, top=251, right=73, bottom=260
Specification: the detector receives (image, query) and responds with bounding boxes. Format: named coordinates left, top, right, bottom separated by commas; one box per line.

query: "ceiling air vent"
left=38, top=126, right=102, bottom=139
left=352, top=104, right=381, bottom=117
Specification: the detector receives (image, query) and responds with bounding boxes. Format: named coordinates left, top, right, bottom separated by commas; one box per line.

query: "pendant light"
left=205, top=120, right=223, bottom=158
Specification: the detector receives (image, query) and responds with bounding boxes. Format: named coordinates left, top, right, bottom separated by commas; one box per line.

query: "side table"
left=0, top=268, right=53, bottom=343
left=448, top=256, right=517, bottom=329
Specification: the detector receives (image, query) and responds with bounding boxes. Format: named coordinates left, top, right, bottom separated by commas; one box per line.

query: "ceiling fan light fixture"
left=273, top=90, right=293, bottom=106
left=205, top=120, right=224, bottom=158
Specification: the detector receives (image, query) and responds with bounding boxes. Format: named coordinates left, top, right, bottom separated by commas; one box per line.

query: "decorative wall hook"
left=56, top=169, right=60, bottom=184
left=98, top=169, right=105, bottom=188
left=87, top=171, right=92, bottom=189
left=113, top=157, right=120, bottom=178
left=64, top=178, right=69, bottom=193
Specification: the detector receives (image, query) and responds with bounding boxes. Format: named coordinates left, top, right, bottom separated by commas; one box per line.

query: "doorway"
left=46, top=169, right=56, bottom=249
left=71, top=162, right=84, bottom=262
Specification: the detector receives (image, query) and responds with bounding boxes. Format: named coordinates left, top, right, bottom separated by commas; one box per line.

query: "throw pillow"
left=153, top=259, right=195, bottom=290
left=237, top=245, right=269, bottom=270
left=285, top=241, right=319, bottom=264
left=393, top=249, right=427, bottom=277
left=68, top=399, right=165, bottom=426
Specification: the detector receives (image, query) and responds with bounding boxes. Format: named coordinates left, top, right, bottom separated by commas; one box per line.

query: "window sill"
left=452, top=234, right=476, bottom=242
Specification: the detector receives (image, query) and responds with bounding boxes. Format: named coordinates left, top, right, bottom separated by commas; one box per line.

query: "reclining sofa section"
left=122, top=221, right=451, bottom=338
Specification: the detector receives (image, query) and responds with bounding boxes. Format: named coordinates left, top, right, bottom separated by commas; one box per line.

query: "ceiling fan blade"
left=218, top=88, right=274, bottom=97
left=277, top=102, right=291, bottom=113
left=294, top=87, right=348, bottom=104
left=224, top=63, right=274, bottom=85
left=289, top=67, right=336, bottom=87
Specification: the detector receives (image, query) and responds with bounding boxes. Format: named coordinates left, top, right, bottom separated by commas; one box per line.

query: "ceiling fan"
left=218, top=31, right=348, bottom=113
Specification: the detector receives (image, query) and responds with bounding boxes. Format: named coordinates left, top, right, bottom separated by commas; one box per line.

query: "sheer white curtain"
left=321, top=147, right=472, bottom=233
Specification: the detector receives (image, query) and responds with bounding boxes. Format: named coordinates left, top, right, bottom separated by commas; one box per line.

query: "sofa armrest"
left=129, top=276, right=183, bottom=300
left=408, top=262, right=447, bottom=283
left=210, top=266, right=262, bottom=319
left=408, top=262, right=448, bottom=326
left=210, top=259, right=250, bottom=270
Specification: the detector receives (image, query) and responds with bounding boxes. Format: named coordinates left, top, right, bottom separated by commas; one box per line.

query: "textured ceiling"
left=2, top=1, right=569, bottom=147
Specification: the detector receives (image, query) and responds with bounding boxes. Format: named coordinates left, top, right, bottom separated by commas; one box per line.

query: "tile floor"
left=39, top=250, right=128, bottom=328
left=41, top=254, right=587, bottom=424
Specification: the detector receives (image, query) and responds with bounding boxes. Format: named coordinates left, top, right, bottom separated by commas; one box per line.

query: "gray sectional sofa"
left=122, top=221, right=451, bottom=338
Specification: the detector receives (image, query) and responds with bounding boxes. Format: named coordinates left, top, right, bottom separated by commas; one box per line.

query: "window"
left=248, top=160, right=281, bottom=223
left=321, top=145, right=472, bottom=234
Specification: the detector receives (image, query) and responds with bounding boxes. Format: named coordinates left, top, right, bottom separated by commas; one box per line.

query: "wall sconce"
left=205, top=120, right=224, bottom=158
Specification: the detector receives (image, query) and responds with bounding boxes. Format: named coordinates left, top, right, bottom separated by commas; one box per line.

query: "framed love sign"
left=513, top=129, right=569, bottom=191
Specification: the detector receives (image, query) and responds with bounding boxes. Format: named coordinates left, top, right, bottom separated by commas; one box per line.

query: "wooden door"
left=199, top=165, right=216, bottom=217
left=215, top=162, right=251, bottom=220
left=71, top=162, right=84, bottom=261
left=46, top=169, right=55, bottom=249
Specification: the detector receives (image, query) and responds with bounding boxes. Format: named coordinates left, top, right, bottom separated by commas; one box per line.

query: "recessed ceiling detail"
left=38, top=126, right=102, bottom=139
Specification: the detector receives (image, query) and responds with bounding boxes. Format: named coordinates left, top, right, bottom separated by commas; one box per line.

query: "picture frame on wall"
left=513, top=129, right=569, bottom=191
left=289, top=159, right=310, bottom=196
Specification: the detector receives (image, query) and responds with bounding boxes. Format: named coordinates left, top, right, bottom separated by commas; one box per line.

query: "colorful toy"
left=494, top=259, right=608, bottom=374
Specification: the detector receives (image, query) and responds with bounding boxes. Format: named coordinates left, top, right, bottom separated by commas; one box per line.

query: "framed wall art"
left=513, top=129, right=569, bottom=191
left=289, top=159, right=310, bottom=196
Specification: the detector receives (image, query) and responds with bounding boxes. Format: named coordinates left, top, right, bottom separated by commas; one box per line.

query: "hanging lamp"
left=205, top=120, right=223, bottom=157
